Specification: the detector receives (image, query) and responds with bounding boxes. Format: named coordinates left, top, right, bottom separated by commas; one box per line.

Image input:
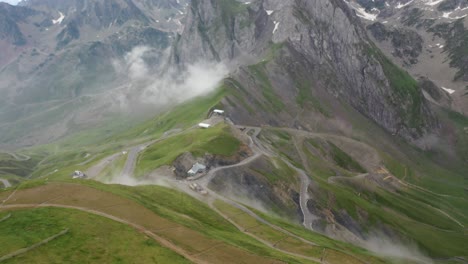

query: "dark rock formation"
left=437, top=0, right=468, bottom=12
left=175, top=0, right=438, bottom=141
left=172, top=152, right=196, bottom=178
left=368, top=22, right=423, bottom=65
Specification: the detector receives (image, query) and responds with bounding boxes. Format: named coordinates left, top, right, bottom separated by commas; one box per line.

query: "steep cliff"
left=345, top=0, right=468, bottom=115
left=174, top=0, right=439, bottom=142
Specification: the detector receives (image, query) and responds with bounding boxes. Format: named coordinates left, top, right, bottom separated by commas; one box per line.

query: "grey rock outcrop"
left=368, top=22, right=423, bottom=65
left=173, top=152, right=196, bottom=178
left=174, top=0, right=438, bottom=141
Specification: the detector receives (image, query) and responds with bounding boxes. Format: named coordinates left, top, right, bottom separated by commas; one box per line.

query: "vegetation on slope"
left=248, top=63, right=285, bottom=113
left=365, top=44, right=425, bottom=130
left=327, top=141, right=366, bottom=173
left=136, top=124, right=241, bottom=177
left=429, top=18, right=468, bottom=81
left=0, top=208, right=190, bottom=264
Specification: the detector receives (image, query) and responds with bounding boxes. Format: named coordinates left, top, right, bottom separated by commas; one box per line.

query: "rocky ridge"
left=174, top=0, right=439, bottom=142
left=345, top=0, right=468, bottom=114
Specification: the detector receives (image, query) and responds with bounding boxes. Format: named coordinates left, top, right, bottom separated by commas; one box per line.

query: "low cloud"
left=360, top=233, right=433, bottom=264
left=140, top=62, right=228, bottom=105
left=112, top=46, right=228, bottom=111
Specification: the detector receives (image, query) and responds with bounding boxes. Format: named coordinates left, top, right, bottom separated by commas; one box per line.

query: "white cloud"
left=112, top=46, right=228, bottom=110
left=0, top=0, right=21, bottom=5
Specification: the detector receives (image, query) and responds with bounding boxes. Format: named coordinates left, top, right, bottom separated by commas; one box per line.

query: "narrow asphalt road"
left=191, top=125, right=319, bottom=232
left=86, top=152, right=123, bottom=179
left=120, top=140, right=159, bottom=179
left=295, top=165, right=318, bottom=230
left=192, top=151, right=263, bottom=186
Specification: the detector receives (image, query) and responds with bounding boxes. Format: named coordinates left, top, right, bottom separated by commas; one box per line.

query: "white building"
left=72, top=170, right=87, bottom=179
left=187, top=163, right=206, bottom=176
left=213, top=109, right=225, bottom=115
left=198, top=123, right=211, bottom=128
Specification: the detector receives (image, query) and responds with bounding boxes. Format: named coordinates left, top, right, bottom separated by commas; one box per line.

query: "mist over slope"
left=0, top=0, right=209, bottom=147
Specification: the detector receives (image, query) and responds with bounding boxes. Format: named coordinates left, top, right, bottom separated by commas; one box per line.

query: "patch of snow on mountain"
left=442, top=11, right=467, bottom=19
left=52, top=11, right=65, bottom=25
left=396, top=0, right=414, bottom=9
left=424, top=0, right=444, bottom=6
left=442, top=12, right=452, bottom=18
left=454, top=6, right=468, bottom=12
left=355, top=6, right=378, bottom=21
left=266, top=10, right=274, bottom=15
left=273, top=21, right=280, bottom=34
left=344, top=1, right=378, bottom=21
left=441, top=87, right=455, bottom=94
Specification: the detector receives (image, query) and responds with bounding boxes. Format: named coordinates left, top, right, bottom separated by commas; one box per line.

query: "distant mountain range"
left=0, top=0, right=188, bottom=146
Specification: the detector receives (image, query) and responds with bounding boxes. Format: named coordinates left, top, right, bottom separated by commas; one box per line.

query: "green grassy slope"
left=0, top=208, right=190, bottom=264
left=259, top=127, right=467, bottom=259
left=136, top=124, right=241, bottom=177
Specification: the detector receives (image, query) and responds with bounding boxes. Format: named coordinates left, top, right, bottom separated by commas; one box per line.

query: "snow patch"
left=273, top=21, right=280, bottom=34
left=343, top=0, right=378, bottom=21
left=354, top=6, right=378, bottom=21
left=266, top=10, right=274, bottom=15
left=424, top=0, right=444, bottom=6
left=396, top=0, right=414, bottom=9
left=52, top=11, right=65, bottom=25
left=441, top=87, right=455, bottom=94
left=454, top=6, right=468, bottom=12
left=442, top=11, right=467, bottom=19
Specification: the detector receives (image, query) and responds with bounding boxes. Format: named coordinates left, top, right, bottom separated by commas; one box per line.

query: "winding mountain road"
left=190, top=125, right=319, bottom=232
left=86, top=152, right=124, bottom=178
left=0, top=151, right=31, bottom=161
left=292, top=164, right=318, bottom=230
left=120, top=140, right=159, bottom=179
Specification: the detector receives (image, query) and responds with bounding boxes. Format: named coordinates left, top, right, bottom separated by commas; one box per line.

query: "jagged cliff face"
left=175, top=0, right=438, bottom=141
left=0, top=0, right=441, bottom=146
left=345, top=0, right=468, bottom=115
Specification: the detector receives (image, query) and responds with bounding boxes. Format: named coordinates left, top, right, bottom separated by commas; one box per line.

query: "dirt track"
left=0, top=183, right=288, bottom=264
left=1, top=203, right=204, bottom=264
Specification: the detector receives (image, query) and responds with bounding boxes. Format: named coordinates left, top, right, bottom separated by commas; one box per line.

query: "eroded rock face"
left=173, top=152, right=196, bottom=178
left=368, top=22, right=423, bottom=65
left=208, top=156, right=301, bottom=220
left=437, top=0, right=468, bottom=12
left=175, top=0, right=438, bottom=141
